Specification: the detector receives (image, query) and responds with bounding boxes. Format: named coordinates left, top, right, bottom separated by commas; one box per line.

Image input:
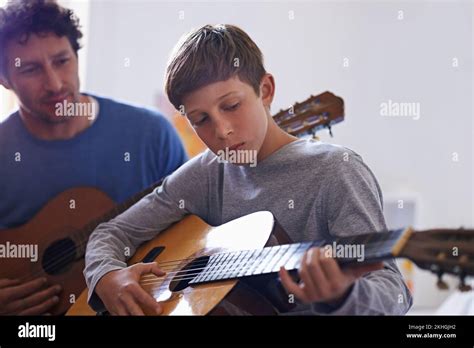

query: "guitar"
left=273, top=91, right=344, bottom=137
left=0, top=91, right=344, bottom=315
left=67, top=211, right=474, bottom=315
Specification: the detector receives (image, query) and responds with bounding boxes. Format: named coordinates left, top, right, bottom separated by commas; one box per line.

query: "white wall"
left=81, top=0, right=473, bottom=310
left=85, top=0, right=472, bottom=225
left=59, top=0, right=91, bottom=89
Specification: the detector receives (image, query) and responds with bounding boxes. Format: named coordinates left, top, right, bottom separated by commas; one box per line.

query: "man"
left=0, top=0, right=187, bottom=315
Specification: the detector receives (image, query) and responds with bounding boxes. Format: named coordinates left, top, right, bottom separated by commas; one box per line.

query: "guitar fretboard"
left=189, top=228, right=410, bottom=285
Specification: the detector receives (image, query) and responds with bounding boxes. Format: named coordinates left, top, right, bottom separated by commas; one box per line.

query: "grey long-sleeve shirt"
left=84, top=139, right=413, bottom=315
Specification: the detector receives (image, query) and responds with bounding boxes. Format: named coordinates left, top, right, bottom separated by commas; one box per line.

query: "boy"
left=84, top=24, right=413, bottom=315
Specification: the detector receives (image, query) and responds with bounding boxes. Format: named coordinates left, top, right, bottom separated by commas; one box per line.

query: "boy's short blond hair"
left=165, top=24, right=266, bottom=110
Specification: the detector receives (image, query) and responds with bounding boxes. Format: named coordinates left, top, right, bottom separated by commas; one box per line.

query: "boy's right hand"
left=95, top=262, right=165, bottom=316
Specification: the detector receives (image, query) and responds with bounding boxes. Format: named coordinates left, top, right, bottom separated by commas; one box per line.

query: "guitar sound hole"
left=169, top=256, right=210, bottom=292
left=42, top=238, right=76, bottom=275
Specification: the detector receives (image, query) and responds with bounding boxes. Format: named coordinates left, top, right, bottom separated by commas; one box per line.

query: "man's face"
left=1, top=33, right=80, bottom=123
left=183, top=75, right=273, bottom=163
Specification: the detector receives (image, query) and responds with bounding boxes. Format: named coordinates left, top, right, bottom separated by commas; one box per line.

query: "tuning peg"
left=458, top=275, right=472, bottom=292
left=459, top=255, right=468, bottom=265
left=436, top=252, right=446, bottom=261
left=436, top=273, right=449, bottom=290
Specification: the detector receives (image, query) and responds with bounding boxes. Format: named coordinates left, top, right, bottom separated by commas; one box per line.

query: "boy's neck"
left=257, top=116, right=298, bottom=162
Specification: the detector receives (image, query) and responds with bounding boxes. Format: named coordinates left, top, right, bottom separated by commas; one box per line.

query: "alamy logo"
left=0, top=242, right=38, bottom=262
left=18, top=322, right=55, bottom=341
left=380, top=99, right=420, bottom=120
left=217, top=148, right=258, bottom=167
left=55, top=100, right=96, bottom=120
left=323, top=242, right=365, bottom=262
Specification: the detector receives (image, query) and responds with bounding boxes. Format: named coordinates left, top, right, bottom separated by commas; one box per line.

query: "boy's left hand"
left=279, top=247, right=384, bottom=306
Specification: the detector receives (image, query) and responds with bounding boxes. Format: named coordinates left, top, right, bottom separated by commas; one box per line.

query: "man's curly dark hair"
left=0, top=0, right=83, bottom=78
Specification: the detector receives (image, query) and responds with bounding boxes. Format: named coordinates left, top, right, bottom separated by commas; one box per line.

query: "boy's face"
left=183, top=75, right=274, bottom=162
left=0, top=32, right=81, bottom=123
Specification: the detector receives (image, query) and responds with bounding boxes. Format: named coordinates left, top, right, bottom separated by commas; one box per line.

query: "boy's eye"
left=194, top=115, right=208, bottom=127
left=224, top=103, right=240, bottom=111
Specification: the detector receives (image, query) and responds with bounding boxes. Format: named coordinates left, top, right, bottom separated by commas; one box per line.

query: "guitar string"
left=35, top=218, right=342, bottom=283
left=17, top=224, right=395, bottom=285
left=17, top=232, right=382, bottom=285
left=19, top=210, right=386, bottom=282
left=15, top=216, right=277, bottom=282
left=22, top=247, right=291, bottom=294
left=140, top=261, right=273, bottom=288
left=136, top=236, right=399, bottom=281
left=118, top=243, right=310, bottom=284
left=138, top=247, right=293, bottom=279
left=135, top=243, right=312, bottom=293
left=139, top=255, right=306, bottom=295
left=138, top=245, right=398, bottom=295
left=140, top=255, right=266, bottom=281
left=19, top=229, right=392, bottom=287
left=15, top=236, right=286, bottom=284
left=141, top=242, right=397, bottom=287
left=18, top=217, right=302, bottom=282
left=46, top=230, right=472, bottom=285
left=140, top=261, right=292, bottom=289
left=139, top=260, right=295, bottom=294
left=42, top=242, right=303, bottom=287
left=27, top=237, right=306, bottom=290
left=139, top=245, right=307, bottom=282
left=21, top=238, right=396, bottom=306
left=140, top=246, right=310, bottom=287
left=15, top=221, right=250, bottom=281
left=139, top=252, right=295, bottom=285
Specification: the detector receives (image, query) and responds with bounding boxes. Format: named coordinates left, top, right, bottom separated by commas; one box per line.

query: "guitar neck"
left=189, top=228, right=411, bottom=285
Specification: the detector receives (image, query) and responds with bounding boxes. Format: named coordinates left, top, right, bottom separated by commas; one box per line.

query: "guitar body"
left=0, top=187, right=115, bottom=315
left=68, top=211, right=291, bottom=316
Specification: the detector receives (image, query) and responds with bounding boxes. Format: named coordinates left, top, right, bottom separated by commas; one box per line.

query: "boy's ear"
left=260, top=73, right=275, bottom=108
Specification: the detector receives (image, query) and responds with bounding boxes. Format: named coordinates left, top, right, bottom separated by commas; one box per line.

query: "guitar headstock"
left=399, top=228, right=474, bottom=291
left=273, top=91, right=344, bottom=137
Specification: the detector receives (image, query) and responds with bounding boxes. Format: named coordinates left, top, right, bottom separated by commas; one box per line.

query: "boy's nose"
left=215, top=118, right=233, bottom=139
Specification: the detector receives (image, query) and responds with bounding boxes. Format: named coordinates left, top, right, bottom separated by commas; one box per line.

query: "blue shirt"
left=0, top=94, right=187, bottom=229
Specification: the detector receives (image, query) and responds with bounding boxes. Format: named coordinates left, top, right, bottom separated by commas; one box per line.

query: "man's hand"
left=0, top=278, right=62, bottom=315
left=95, top=262, right=165, bottom=316
left=279, top=247, right=383, bottom=306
